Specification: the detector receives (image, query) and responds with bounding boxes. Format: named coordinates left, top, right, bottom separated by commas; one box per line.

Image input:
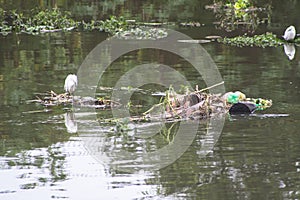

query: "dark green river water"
left=0, top=1, right=300, bottom=199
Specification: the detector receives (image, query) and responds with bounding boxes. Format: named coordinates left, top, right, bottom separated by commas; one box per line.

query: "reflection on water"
left=64, top=112, right=77, bottom=133
left=0, top=140, right=157, bottom=199
left=0, top=0, right=214, bottom=23
left=283, top=43, right=296, bottom=60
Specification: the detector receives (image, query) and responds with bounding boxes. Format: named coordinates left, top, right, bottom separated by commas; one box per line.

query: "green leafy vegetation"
left=99, top=16, right=128, bottom=34
left=0, top=8, right=76, bottom=34
left=0, top=8, right=129, bottom=35
left=206, top=0, right=271, bottom=32
left=78, top=15, right=129, bottom=34
left=30, top=9, right=76, bottom=31
left=114, top=27, right=168, bottom=40
left=0, top=9, right=169, bottom=39
left=226, top=0, right=252, bottom=19
left=217, top=32, right=285, bottom=47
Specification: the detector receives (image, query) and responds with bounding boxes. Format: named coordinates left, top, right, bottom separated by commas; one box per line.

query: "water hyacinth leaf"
left=217, top=33, right=285, bottom=48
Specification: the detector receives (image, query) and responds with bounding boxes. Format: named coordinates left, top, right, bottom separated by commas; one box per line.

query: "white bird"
left=283, top=25, right=296, bottom=41
left=64, top=74, right=78, bottom=95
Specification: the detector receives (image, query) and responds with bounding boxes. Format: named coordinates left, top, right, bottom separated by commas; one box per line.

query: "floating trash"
left=28, top=82, right=273, bottom=121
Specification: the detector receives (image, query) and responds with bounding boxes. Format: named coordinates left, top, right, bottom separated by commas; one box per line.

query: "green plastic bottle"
left=227, top=93, right=240, bottom=104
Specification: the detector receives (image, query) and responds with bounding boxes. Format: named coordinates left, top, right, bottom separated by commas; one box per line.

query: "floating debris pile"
left=29, top=85, right=272, bottom=120
left=28, top=91, right=120, bottom=109
left=143, top=87, right=272, bottom=121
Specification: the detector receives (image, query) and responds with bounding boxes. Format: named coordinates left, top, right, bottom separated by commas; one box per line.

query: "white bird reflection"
left=64, top=112, right=78, bottom=133
left=283, top=43, right=296, bottom=60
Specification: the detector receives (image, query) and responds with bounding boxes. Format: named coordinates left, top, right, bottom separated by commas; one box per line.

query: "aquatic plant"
left=0, top=9, right=24, bottom=34
left=230, top=0, right=251, bottom=18
left=114, top=27, right=168, bottom=40
left=0, top=9, right=125, bottom=35
left=206, top=0, right=271, bottom=32
left=217, top=32, right=285, bottom=48
left=30, top=9, right=76, bottom=31
left=0, top=8, right=76, bottom=34
left=0, top=9, right=168, bottom=39
left=99, top=16, right=128, bottom=34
